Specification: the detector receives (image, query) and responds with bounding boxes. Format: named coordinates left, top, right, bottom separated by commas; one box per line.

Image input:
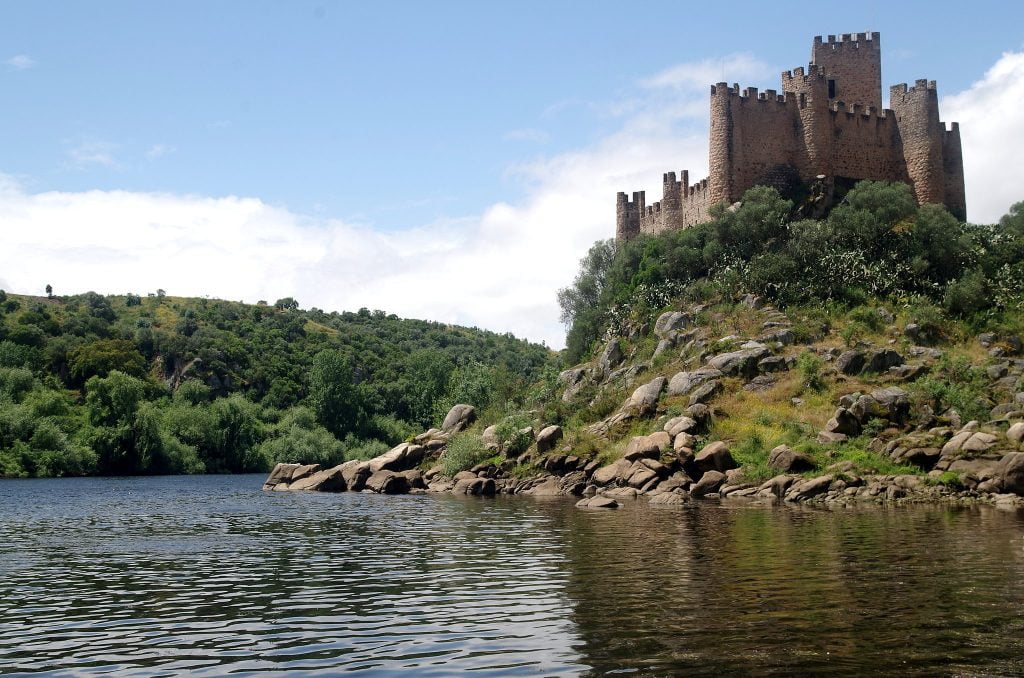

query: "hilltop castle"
left=615, top=32, right=965, bottom=242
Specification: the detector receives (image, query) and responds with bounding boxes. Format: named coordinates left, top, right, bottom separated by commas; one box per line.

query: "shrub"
left=441, top=433, right=490, bottom=476
left=796, top=352, right=825, bottom=392
left=494, top=415, right=533, bottom=456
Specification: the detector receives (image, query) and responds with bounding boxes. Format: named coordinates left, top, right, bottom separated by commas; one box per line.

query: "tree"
left=308, top=349, right=364, bottom=438
left=69, top=339, right=148, bottom=382
left=274, top=297, right=299, bottom=311
left=45, top=284, right=53, bottom=298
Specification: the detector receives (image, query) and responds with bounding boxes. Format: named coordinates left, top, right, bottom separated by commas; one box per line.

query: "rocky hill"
left=264, top=180, right=1024, bottom=508
left=264, top=295, right=1024, bottom=508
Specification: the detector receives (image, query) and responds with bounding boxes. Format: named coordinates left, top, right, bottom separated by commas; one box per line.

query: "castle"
left=615, top=32, right=965, bottom=242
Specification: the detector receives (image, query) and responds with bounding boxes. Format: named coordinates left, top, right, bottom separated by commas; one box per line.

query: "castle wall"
left=638, top=173, right=711, bottom=235
left=709, top=86, right=802, bottom=199
left=827, top=105, right=907, bottom=183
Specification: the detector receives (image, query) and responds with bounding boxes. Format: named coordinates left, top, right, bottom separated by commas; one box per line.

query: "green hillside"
left=0, top=291, right=554, bottom=477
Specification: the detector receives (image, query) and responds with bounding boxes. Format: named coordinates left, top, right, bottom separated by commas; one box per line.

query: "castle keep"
left=616, top=32, right=966, bottom=241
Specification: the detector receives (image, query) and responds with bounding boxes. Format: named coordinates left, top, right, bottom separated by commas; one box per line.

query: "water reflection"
left=1, top=476, right=1023, bottom=676
left=561, top=500, right=1024, bottom=676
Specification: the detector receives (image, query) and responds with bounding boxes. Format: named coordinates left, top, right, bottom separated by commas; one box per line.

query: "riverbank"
left=261, top=402, right=1024, bottom=509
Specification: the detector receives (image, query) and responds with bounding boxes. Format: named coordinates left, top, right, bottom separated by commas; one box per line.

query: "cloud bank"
left=2, top=52, right=1021, bottom=348
left=943, top=51, right=1024, bottom=224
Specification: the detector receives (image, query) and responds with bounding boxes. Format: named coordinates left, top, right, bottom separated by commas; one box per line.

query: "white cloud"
left=66, top=141, right=121, bottom=169
left=146, top=144, right=176, bottom=159
left=943, top=51, right=1024, bottom=223
left=5, top=54, right=34, bottom=70
left=642, top=53, right=774, bottom=91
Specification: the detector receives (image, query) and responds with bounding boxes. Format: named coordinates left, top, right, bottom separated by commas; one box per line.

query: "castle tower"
left=781, top=66, right=833, bottom=178
left=707, top=82, right=736, bottom=205
left=811, top=32, right=882, bottom=109
left=891, top=80, right=946, bottom=207
left=615, top=191, right=643, bottom=241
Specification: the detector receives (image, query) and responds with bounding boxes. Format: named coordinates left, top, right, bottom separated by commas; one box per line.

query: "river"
left=2, top=475, right=1023, bottom=675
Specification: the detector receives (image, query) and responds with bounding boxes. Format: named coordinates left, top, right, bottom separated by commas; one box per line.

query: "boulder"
left=892, top=447, right=941, bottom=469
left=786, top=474, right=834, bottom=501
left=757, top=474, right=795, bottom=499
left=339, top=460, right=371, bottom=492
left=664, top=415, right=697, bottom=437
left=862, top=349, right=904, bottom=374
left=667, top=368, right=723, bottom=396
left=767, top=445, right=816, bottom=473
left=365, top=470, right=411, bottom=494
left=868, top=387, right=911, bottom=423
left=673, top=432, right=696, bottom=452
left=441, top=404, right=477, bottom=432
left=941, top=430, right=974, bottom=455
left=654, top=311, right=689, bottom=338
left=536, top=425, right=564, bottom=453
left=624, top=376, right=666, bottom=416
left=688, top=380, right=723, bottom=404
left=999, top=452, right=1024, bottom=495
left=597, top=339, right=624, bottom=376
left=836, top=350, right=865, bottom=375
left=1008, top=422, right=1024, bottom=445
left=694, top=441, right=737, bottom=473
left=825, top=408, right=862, bottom=436
left=576, top=496, right=619, bottom=509
left=962, top=432, right=998, bottom=452
left=288, top=464, right=347, bottom=492
left=757, top=356, right=789, bottom=373
left=482, top=425, right=499, bottom=450
left=690, top=470, right=726, bottom=497
left=592, top=459, right=631, bottom=486
left=263, top=462, right=302, bottom=490
left=368, top=443, right=426, bottom=473
left=454, top=476, right=496, bottom=496
left=525, top=477, right=563, bottom=496
left=707, top=346, right=771, bottom=377
left=623, top=435, right=661, bottom=461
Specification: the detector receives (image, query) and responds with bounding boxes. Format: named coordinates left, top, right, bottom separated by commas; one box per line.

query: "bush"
left=494, top=415, right=532, bottom=456
left=796, top=352, right=825, bottom=392
left=441, top=433, right=490, bottom=476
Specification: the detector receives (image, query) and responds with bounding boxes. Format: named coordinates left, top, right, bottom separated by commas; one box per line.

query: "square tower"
left=811, top=32, right=882, bottom=109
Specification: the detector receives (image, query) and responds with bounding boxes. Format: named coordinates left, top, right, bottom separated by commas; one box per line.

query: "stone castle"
left=615, top=32, right=966, bottom=242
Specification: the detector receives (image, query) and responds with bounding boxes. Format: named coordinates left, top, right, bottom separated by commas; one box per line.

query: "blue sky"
left=1, top=1, right=1023, bottom=346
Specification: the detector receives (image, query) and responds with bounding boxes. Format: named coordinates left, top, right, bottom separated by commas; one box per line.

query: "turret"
left=708, top=83, right=736, bottom=204
left=615, top=191, right=643, bottom=242
left=891, top=80, right=945, bottom=206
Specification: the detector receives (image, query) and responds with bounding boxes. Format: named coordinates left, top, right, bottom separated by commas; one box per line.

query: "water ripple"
left=2, top=476, right=1024, bottom=675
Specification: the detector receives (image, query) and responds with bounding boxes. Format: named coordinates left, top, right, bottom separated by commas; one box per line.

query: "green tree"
left=309, top=350, right=364, bottom=438
left=69, top=339, right=148, bottom=382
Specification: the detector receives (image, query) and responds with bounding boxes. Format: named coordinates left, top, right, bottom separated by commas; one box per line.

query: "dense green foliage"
left=560, top=181, right=1024, bottom=363
left=0, top=293, right=551, bottom=477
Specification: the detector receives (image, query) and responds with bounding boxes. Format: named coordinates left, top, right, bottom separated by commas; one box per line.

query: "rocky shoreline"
left=262, top=403, right=1024, bottom=510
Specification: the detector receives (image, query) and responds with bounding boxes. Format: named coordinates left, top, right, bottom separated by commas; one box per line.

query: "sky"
left=1, top=1, right=1023, bottom=347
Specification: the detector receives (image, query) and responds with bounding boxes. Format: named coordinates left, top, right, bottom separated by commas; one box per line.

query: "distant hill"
left=0, top=290, right=554, bottom=477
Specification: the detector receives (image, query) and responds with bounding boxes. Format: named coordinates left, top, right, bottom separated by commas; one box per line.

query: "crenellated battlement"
left=615, top=31, right=966, bottom=242
left=813, top=32, right=880, bottom=47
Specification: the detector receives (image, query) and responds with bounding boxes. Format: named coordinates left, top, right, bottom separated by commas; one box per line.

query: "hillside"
left=0, top=291, right=553, bottom=477
left=262, top=181, right=1024, bottom=506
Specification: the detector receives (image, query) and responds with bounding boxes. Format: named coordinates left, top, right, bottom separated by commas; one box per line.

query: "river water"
left=2, top=475, right=1024, bottom=676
